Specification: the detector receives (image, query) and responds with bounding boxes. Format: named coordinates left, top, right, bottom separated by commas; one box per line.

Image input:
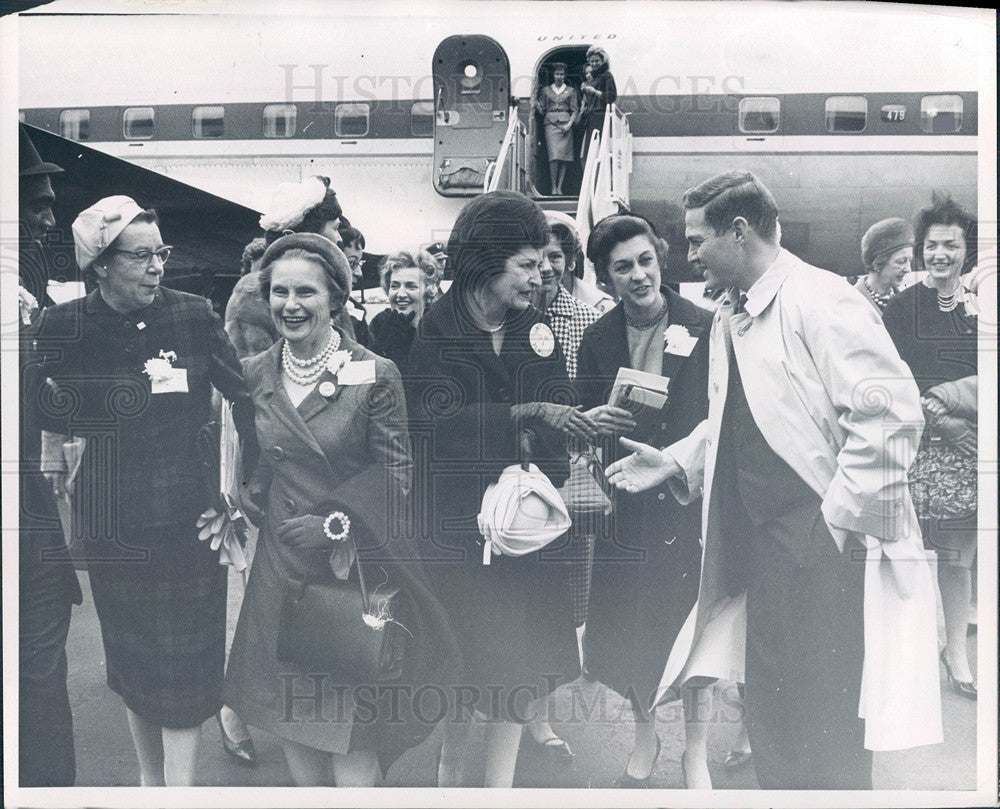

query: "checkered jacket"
left=543, top=287, right=601, bottom=379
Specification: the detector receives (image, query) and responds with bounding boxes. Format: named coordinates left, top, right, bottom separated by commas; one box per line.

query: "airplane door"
left=433, top=35, right=510, bottom=196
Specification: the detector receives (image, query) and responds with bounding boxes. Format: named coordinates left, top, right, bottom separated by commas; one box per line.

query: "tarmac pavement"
left=60, top=566, right=978, bottom=791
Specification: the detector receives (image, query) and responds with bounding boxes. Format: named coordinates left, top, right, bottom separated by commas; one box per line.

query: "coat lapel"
left=295, top=336, right=364, bottom=425
left=253, top=341, right=327, bottom=461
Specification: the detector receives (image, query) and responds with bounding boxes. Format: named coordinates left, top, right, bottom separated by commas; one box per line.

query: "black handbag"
left=277, top=534, right=410, bottom=682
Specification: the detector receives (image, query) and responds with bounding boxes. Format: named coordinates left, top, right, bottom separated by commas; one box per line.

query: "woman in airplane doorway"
left=579, top=46, right=617, bottom=162
left=534, top=62, right=579, bottom=196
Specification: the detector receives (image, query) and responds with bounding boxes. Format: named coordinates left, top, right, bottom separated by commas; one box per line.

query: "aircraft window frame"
left=824, top=96, right=867, bottom=133
left=920, top=95, right=963, bottom=134
left=263, top=104, right=297, bottom=138
left=738, top=97, right=780, bottom=134
left=335, top=102, right=370, bottom=138
left=123, top=107, right=155, bottom=140
left=410, top=100, right=435, bottom=137
left=59, top=109, right=91, bottom=141
left=192, top=105, right=225, bottom=139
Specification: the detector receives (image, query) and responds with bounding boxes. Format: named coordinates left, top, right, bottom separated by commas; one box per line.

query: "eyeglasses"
left=108, top=246, right=173, bottom=265
left=347, top=256, right=364, bottom=270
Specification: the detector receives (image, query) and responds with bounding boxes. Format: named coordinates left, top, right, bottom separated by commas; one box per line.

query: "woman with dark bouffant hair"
left=576, top=213, right=714, bottom=788
left=883, top=193, right=979, bottom=700
left=406, top=191, right=597, bottom=787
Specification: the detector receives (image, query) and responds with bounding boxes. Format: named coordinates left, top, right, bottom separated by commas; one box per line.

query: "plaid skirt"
left=85, top=523, right=228, bottom=728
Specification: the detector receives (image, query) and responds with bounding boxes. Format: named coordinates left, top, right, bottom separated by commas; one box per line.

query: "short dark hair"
left=240, top=236, right=268, bottom=275
left=586, top=214, right=668, bottom=287
left=913, top=192, right=976, bottom=272
left=548, top=221, right=579, bottom=271
left=447, top=191, right=549, bottom=296
left=339, top=225, right=365, bottom=250
left=683, top=171, right=779, bottom=241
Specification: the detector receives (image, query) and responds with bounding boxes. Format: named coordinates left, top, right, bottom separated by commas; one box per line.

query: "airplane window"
left=411, top=101, right=435, bottom=136
left=60, top=109, right=91, bottom=141
left=459, top=60, right=483, bottom=94
left=263, top=104, right=297, bottom=138
left=123, top=107, right=155, bottom=140
left=19, top=111, right=26, bottom=123
left=739, top=97, right=780, bottom=134
left=193, top=105, right=225, bottom=139
left=335, top=103, right=370, bottom=137
left=920, top=95, right=963, bottom=134
left=825, top=96, right=867, bottom=133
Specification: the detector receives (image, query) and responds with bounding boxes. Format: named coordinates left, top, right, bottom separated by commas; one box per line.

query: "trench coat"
left=656, top=249, right=942, bottom=751
left=575, top=287, right=710, bottom=707
left=224, top=333, right=462, bottom=772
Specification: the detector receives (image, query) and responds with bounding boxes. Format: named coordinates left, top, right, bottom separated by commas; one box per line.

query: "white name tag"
left=337, top=360, right=376, bottom=385
left=663, top=325, right=698, bottom=357
left=151, top=367, right=189, bottom=394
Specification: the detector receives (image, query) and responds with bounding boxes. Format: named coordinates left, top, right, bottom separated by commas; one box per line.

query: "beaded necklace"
left=623, top=298, right=669, bottom=330
left=863, top=277, right=895, bottom=311
left=281, top=327, right=341, bottom=386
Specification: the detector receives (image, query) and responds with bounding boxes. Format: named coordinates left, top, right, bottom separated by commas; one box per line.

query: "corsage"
left=143, top=349, right=177, bottom=382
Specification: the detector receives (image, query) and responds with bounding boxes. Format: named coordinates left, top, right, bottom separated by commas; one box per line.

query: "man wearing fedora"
left=18, top=123, right=84, bottom=787
left=19, top=123, right=68, bottom=312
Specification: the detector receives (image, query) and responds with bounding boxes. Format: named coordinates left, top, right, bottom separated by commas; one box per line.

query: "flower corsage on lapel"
left=317, top=349, right=352, bottom=398
left=143, top=349, right=188, bottom=393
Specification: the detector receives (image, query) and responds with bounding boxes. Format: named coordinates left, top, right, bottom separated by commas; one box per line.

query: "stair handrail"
left=485, top=107, right=528, bottom=194
left=574, top=104, right=631, bottom=285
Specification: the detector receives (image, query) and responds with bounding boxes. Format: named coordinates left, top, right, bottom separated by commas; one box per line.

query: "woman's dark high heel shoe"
left=614, top=733, right=660, bottom=788
left=940, top=648, right=977, bottom=699
left=217, top=712, right=257, bottom=767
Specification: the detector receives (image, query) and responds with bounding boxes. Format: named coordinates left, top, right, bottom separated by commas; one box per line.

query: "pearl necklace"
left=282, top=327, right=341, bottom=386
left=936, top=288, right=960, bottom=313
left=624, top=298, right=669, bottom=330
left=863, top=277, right=895, bottom=311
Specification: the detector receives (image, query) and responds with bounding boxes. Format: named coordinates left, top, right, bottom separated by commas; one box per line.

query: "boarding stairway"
left=485, top=104, right=632, bottom=287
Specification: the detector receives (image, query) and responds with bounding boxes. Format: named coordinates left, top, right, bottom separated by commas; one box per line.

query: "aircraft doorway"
left=530, top=46, right=590, bottom=198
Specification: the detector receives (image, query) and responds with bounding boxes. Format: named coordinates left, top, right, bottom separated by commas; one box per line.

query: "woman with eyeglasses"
left=575, top=214, right=713, bottom=788
left=33, top=196, right=257, bottom=785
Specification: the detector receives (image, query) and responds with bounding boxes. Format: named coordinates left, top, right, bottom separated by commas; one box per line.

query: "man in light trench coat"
left=606, top=171, right=940, bottom=789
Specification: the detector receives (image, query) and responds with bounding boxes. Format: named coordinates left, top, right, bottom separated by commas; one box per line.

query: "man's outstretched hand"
left=605, top=436, right=681, bottom=493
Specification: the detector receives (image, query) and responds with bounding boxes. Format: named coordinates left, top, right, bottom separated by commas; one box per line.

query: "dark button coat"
left=404, top=291, right=579, bottom=720
left=575, top=287, right=711, bottom=708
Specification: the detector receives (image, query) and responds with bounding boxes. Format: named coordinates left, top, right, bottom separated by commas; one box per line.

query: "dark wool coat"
left=224, top=334, right=462, bottom=773
left=404, top=291, right=580, bottom=721
left=575, top=287, right=711, bottom=708
left=30, top=286, right=256, bottom=726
